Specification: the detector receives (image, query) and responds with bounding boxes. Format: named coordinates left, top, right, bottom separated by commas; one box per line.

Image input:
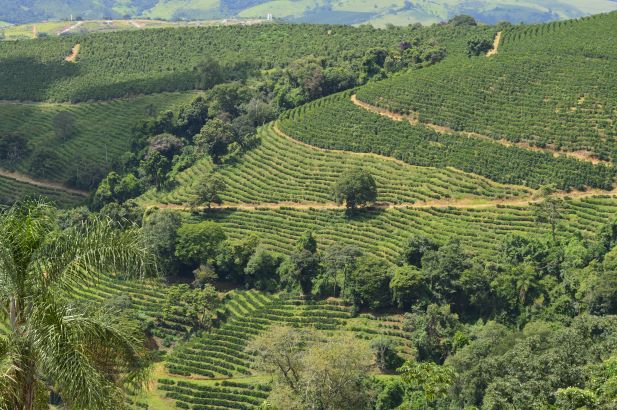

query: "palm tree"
left=0, top=200, right=156, bottom=409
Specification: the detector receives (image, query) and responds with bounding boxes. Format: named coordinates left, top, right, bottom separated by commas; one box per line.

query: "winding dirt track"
left=65, top=44, right=81, bottom=63
left=486, top=31, right=502, bottom=57
left=149, top=186, right=617, bottom=212
left=350, top=95, right=602, bottom=164
left=0, top=168, right=88, bottom=197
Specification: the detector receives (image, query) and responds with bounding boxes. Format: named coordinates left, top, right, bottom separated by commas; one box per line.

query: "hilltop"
left=2, top=0, right=617, bottom=26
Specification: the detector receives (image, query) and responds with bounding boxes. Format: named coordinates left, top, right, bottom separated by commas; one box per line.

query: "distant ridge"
left=2, top=0, right=617, bottom=26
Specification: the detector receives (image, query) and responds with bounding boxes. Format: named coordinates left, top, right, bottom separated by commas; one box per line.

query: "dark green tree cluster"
left=94, top=91, right=264, bottom=208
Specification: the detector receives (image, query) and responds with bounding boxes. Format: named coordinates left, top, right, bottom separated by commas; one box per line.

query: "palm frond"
left=30, top=297, right=145, bottom=408
left=33, top=217, right=158, bottom=292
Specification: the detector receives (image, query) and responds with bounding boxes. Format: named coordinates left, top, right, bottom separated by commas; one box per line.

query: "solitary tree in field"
left=192, top=173, right=226, bottom=209
left=53, top=111, right=77, bottom=141
left=0, top=201, right=155, bottom=409
left=332, top=168, right=377, bottom=211
left=533, top=185, right=564, bottom=241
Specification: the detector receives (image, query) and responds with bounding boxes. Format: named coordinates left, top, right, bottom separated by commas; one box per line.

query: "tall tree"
left=534, top=185, right=564, bottom=242
left=332, top=168, right=377, bottom=210
left=192, top=173, right=227, bottom=209
left=0, top=201, right=155, bottom=409
left=194, top=119, right=236, bottom=164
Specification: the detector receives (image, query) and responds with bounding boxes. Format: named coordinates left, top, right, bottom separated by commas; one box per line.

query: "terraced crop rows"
left=0, top=92, right=197, bottom=185
left=356, top=13, right=617, bottom=160
left=279, top=92, right=615, bottom=191
left=158, top=379, right=271, bottom=410
left=0, top=174, right=84, bottom=207
left=0, top=23, right=492, bottom=102
left=166, top=290, right=413, bottom=381
left=192, top=197, right=617, bottom=261
left=141, top=123, right=530, bottom=207
left=70, top=274, right=189, bottom=339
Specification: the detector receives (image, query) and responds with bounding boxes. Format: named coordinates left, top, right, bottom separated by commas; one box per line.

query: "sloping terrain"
left=0, top=23, right=479, bottom=102
left=357, top=12, right=617, bottom=160
left=2, top=0, right=617, bottom=25
left=0, top=92, right=197, bottom=188
left=140, top=123, right=530, bottom=207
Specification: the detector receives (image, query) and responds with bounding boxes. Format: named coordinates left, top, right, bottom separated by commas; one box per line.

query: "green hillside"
left=140, top=123, right=530, bottom=207
left=192, top=196, right=617, bottom=262
left=0, top=23, right=482, bottom=102
left=357, top=12, right=617, bottom=161
left=0, top=92, right=197, bottom=187
left=2, top=0, right=617, bottom=25
left=279, top=92, right=615, bottom=190
left=3, top=10, right=617, bottom=410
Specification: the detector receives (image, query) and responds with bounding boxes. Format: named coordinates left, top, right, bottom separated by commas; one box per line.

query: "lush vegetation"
left=0, top=174, right=85, bottom=207
left=0, top=23, right=478, bottom=102
left=3, top=10, right=617, bottom=410
left=140, top=124, right=530, bottom=206
left=0, top=92, right=197, bottom=188
left=357, top=12, right=617, bottom=160
left=193, top=196, right=617, bottom=261
left=280, top=92, right=616, bottom=190
left=0, top=201, right=155, bottom=408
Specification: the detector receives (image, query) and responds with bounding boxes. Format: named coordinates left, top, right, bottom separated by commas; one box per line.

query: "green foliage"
left=0, top=200, right=155, bottom=408
left=403, top=304, right=461, bottom=363
left=467, top=38, right=493, bottom=57
left=29, top=147, right=61, bottom=179
left=375, top=379, right=406, bottom=410
left=449, top=15, right=478, bottom=27
left=357, top=13, right=617, bottom=160
left=332, top=167, right=377, bottom=210
left=296, top=230, right=317, bottom=253
left=400, top=235, right=439, bottom=267
left=345, top=256, right=392, bottom=309
left=371, top=337, right=403, bottom=373
left=555, top=387, right=597, bottom=410
left=0, top=132, right=30, bottom=166
left=175, top=221, right=226, bottom=266
left=390, top=265, right=429, bottom=309
left=0, top=23, right=477, bottom=102
left=215, top=235, right=260, bottom=282
left=244, top=246, right=282, bottom=291
left=142, top=209, right=182, bottom=276
left=399, top=360, right=455, bottom=404
left=95, top=171, right=141, bottom=205
left=195, top=118, right=236, bottom=164
left=163, top=284, right=219, bottom=331
left=145, top=125, right=528, bottom=207
left=192, top=173, right=226, bottom=208
left=280, top=92, right=615, bottom=190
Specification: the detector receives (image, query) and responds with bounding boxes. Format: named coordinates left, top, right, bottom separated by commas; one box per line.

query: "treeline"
left=280, top=92, right=616, bottom=190
left=0, top=22, right=491, bottom=102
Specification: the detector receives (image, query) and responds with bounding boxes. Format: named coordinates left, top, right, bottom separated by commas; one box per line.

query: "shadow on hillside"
left=74, top=70, right=196, bottom=102
left=344, top=206, right=386, bottom=221
left=0, top=57, right=80, bottom=101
